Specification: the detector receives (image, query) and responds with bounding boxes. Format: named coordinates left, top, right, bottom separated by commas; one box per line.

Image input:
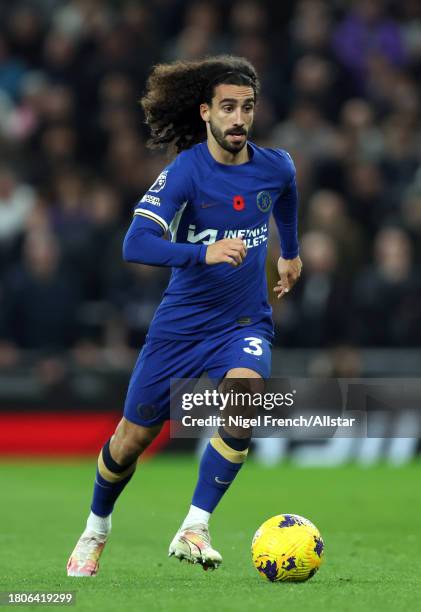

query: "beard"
left=209, top=120, right=248, bottom=154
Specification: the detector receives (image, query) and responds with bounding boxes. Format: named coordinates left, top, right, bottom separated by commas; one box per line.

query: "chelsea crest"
left=256, top=191, right=272, bottom=213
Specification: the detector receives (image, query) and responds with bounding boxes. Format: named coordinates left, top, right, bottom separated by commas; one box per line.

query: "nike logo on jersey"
left=215, top=476, right=232, bottom=485
left=201, top=201, right=220, bottom=208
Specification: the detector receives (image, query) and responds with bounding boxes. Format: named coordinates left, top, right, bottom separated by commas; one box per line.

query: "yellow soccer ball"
left=251, top=514, right=324, bottom=582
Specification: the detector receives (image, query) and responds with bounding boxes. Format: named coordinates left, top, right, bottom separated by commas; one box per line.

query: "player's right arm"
left=123, top=156, right=246, bottom=268
left=123, top=218, right=246, bottom=268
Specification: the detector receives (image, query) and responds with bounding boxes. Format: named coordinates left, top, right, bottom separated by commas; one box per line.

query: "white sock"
left=181, top=505, right=211, bottom=529
left=85, top=511, right=112, bottom=536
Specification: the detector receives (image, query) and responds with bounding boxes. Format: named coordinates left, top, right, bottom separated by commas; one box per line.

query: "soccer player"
left=67, top=55, right=302, bottom=576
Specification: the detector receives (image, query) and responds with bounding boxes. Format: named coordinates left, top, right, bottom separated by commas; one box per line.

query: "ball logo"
left=149, top=171, right=168, bottom=193
left=233, top=195, right=245, bottom=211
left=256, top=191, right=272, bottom=213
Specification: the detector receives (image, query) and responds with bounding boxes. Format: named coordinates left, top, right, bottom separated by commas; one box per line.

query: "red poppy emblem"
left=233, top=195, right=245, bottom=211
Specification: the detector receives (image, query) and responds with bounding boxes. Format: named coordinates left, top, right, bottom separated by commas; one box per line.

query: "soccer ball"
left=251, top=514, right=324, bottom=582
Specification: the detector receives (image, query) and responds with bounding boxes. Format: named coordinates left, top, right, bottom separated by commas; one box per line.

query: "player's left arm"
left=272, top=172, right=302, bottom=299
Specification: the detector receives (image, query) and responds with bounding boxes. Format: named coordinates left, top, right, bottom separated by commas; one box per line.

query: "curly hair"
left=140, top=55, right=259, bottom=154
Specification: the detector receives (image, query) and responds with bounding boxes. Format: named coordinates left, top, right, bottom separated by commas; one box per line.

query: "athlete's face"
left=201, top=84, right=255, bottom=155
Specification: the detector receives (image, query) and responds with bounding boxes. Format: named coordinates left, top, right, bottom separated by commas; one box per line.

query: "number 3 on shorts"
left=243, top=337, right=263, bottom=356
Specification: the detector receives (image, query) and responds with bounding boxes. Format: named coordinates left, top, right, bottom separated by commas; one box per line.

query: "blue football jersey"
left=133, top=141, right=297, bottom=340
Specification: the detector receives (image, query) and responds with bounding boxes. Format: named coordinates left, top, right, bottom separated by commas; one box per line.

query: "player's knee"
left=225, top=367, right=263, bottom=380
left=111, top=418, right=162, bottom=464
left=219, top=374, right=263, bottom=439
left=222, top=369, right=264, bottom=396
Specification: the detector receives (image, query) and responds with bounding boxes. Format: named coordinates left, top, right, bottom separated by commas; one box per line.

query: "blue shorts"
left=124, top=327, right=272, bottom=427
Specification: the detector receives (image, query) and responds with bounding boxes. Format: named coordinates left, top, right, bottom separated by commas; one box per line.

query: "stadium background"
left=1, top=0, right=421, bottom=464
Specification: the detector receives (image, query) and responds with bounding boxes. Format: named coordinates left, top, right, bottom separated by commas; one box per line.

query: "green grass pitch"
left=1, top=456, right=421, bottom=611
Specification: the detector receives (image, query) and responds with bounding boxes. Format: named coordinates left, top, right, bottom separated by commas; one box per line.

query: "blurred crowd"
left=0, top=0, right=421, bottom=375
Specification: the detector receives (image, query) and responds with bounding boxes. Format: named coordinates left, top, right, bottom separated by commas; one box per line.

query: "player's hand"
left=205, top=238, right=247, bottom=267
left=274, top=255, right=302, bottom=299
